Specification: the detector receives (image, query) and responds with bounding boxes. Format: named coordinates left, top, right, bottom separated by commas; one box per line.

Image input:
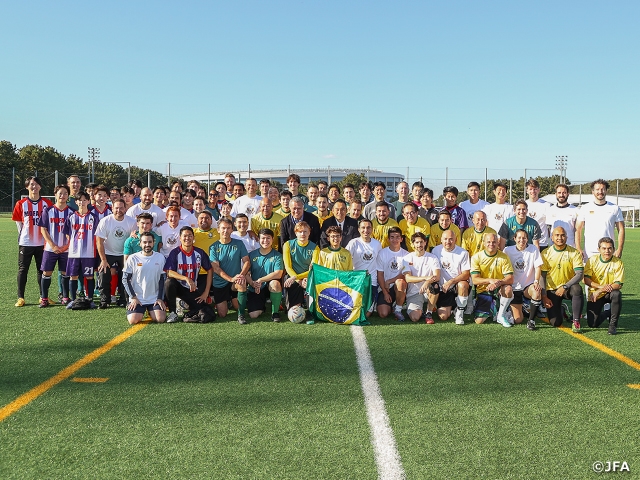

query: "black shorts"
left=286, top=280, right=306, bottom=308
left=376, top=285, right=397, bottom=307
left=436, top=288, right=456, bottom=308
left=129, top=303, right=163, bottom=315
left=511, top=290, right=524, bottom=305
left=212, top=283, right=238, bottom=304
left=248, top=288, right=270, bottom=313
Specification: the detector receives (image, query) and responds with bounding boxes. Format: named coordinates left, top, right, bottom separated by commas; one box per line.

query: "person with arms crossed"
left=402, top=232, right=441, bottom=324
left=504, top=229, right=544, bottom=330
left=432, top=230, right=470, bottom=325
left=376, top=227, right=409, bottom=321
left=470, top=233, right=514, bottom=327
left=541, top=227, right=585, bottom=333
left=584, top=237, right=624, bottom=335
left=346, top=218, right=382, bottom=317
left=245, top=228, right=284, bottom=322
left=122, top=232, right=167, bottom=324
left=210, top=218, right=250, bottom=324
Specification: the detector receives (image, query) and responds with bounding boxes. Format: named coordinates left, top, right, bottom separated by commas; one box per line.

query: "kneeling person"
left=432, top=230, right=470, bottom=325
left=313, top=226, right=354, bottom=270
left=246, top=229, right=284, bottom=321
left=122, top=232, right=167, bottom=324
left=402, top=232, right=441, bottom=323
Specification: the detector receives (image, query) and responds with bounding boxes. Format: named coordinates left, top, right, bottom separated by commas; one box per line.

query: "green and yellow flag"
left=306, top=264, right=371, bottom=325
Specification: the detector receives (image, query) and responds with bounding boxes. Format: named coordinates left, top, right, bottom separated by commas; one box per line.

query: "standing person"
left=91, top=185, right=112, bottom=221
left=246, top=229, right=284, bottom=321
left=327, top=184, right=341, bottom=209
left=129, top=179, right=143, bottom=204
left=584, top=237, right=624, bottom=335
left=319, top=199, right=359, bottom=249
left=376, top=227, right=409, bottom=321
left=231, top=178, right=262, bottom=222
left=251, top=199, right=283, bottom=250
left=224, top=173, right=236, bottom=201
left=575, top=179, right=625, bottom=261
left=546, top=183, right=578, bottom=247
left=541, top=227, right=585, bottom=332
left=63, top=192, right=99, bottom=309
left=460, top=181, right=489, bottom=226
left=504, top=229, right=544, bottom=330
left=342, top=183, right=357, bottom=209
left=314, top=195, right=333, bottom=226
left=232, top=183, right=245, bottom=200
left=363, top=181, right=396, bottom=221
left=482, top=182, right=513, bottom=237
left=38, top=184, right=72, bottom=307
left=275, top=190, right=292, bottom=217
left=120, top=186, right=135, bottom=211
left=440, top=186, right=469, bottom=232
left=392, top=181, right=410, bottom=222
left=122, top=232, right=167, bottom=325
left=13, top=176, right=53, bottom=307
left=95, top=199, right=137, bottom=309
left=317, top=180, right=329, bottom=197
left=411, top=182, right=424, bottom=206
left=312, top=226, right=353, bottom=271
left=398, top=202, right=430, bottom=253
left=126, top=187, right=165, bottom=228
left=279, top=198, right=321, bottom=249
left=155, top=206, right=188, bottom=259
left=66, top=175, right=83, bottom=211
left=259, top=179, right=271, bottom=199
left=427, top=210, right=461, bottom=252
left=210, top=218, right=250, bottom=324
left=206, top=182, right=226, bottom=220
left=432, top=230, right=470, bottom=325
left=470, top=233, right=514, bottom=327
left=372, top=202, right=399, bottom=249
left=282, top=221, right=318, bottom=315
left=286, top=174, right=308, bottom=204
left=402, top=232, right=441, bottom=324
left=268, top=187, right=281, bottom=211
left=417, top=188, right=439, bottom=225
left=123, top=212, right=162, bottom=262
left=461, top=211, right=497, bottom=258
left=348, top=200, right=364, bottom=221
left=346, top=218, right=382, bottom=317
left=525, top=178, right=550, bottom=250
left=153, top=186, right=167, bottom=210
left=305, top=184, right=319, bottom=212
left=359, top=181, right=373, bottom=205
left=498, top=200, right=541, bottom=249
left=231, top=213, right=260, bottom=253
left=164, top=226, right=213, bottom=323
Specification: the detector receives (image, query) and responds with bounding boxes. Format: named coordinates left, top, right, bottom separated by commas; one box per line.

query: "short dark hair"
left=130, top=179, right=143, bottom=188
left=467, top=181, right=480, bottom=189
left=493, top=182, right=508, bottom=190
left=514, top=199, right=528, bottom=209
left=54, top=184, right=70, bottom=195
left=325, top=226, right=342, bottom=236
left=136, top=212, right=154, bottom=222
left=375, top=201, right=389, bottom=210
left=591, top=179, right=610, bottom=190
left=387, top=226, right=403, bottom=238
left=411, top=232, right=428, bottom=243
left=332, top=199, right=347, bottom=209
left=443, top=186, right=459, bottom=196
left=140, top=231, right=155, bottom=243
left=179, top=226, right=194, bottom=236
left=598, top=237, right=615, bottom=248
left=412, top=181, right=424, bottom=189
left=420, top=188, right=434, bottom=199
left=259, top=228, right=274, bottom=238
left=525, top=178, right=540, bottom=188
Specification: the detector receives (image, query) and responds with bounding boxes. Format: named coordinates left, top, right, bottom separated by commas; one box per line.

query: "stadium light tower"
left=88, top=147, right=101, bottom=183
left=555, top=155, right=567, bottom=184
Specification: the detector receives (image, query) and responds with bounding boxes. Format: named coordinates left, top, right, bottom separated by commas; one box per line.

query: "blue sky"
left=2, top=1, right=638, bottom=189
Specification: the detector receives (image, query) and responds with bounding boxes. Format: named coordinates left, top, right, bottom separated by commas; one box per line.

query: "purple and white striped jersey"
left=164, top=246, right=212, bottom=289
left=89, top=204, right=112, bottom=223
left=38, top=205, right=72, bottom=251
left=64, top=210, right=99, bottom=258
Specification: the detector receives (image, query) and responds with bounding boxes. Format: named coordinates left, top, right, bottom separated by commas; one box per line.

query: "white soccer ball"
left=288, top=306, right=306, bottom=324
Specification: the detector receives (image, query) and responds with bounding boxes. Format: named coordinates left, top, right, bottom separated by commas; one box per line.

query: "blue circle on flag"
left=318, top=287, right=354, bottom=323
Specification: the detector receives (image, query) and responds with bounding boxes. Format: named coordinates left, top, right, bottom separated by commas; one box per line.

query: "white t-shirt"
left=95, top=215, right=137, bottom=256
left=346, top=237, right=383, bottom=286
left=376, top=247, right=409, bottom=284
left=460, top=199, right=489, bottom=225
left=431, top=244, right=471, bottom=287
left=546, top=204, right=578, bottom=247
left=231, top=195, right=263, bottom=222
left=577, top=200, right=624, bottom=256
left=154, top=220, right=188, bottom=258
left=482, top=202, right=514, bottom=237
left=123, top=252, right=166, bottom=305
left=526, top=199, right=549, bottom=247
left=231, top=231, right=260, bottom=253
left=401, top=251, right=441, bottom=297
left=126, top=203, right=166, bottom=228
left=504, top=244, right=543, bottom=291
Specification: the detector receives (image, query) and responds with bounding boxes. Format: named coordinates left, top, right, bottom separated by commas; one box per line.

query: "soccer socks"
left=86, top=278, right=95, bottom=299
left=455, top=295, right=468, bottom=311
left=529, top=299, right=541, bottom=321
left=270, top=291, right=282, bottom=314
left=237, top=290, right=247, bottom=316
left=498, top=296, right=513, bottom=318
left=70, top=279, right=79, bottom=301
left=61, top=275, right=70, bottom=299
left=111, top=274, right=118, bottom=296
left=41, top=275, right=52, bottom=300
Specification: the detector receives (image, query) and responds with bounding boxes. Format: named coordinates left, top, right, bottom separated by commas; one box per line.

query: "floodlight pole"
left=555, top=155, right=567, bottom=184
left=88, top=147, right=100, bottom=183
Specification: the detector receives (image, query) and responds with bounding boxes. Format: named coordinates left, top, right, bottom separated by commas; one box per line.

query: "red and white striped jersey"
left=12, top=197, right=53, bottom=246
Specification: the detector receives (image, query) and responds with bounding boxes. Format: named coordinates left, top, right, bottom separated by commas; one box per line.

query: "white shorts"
left=406, top=293, right=428, bottom=314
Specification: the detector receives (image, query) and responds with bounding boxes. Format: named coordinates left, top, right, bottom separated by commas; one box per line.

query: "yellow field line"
left=627, top=384, right=640, bottom=390
left=544, top=320, right=640, bottom=371
left=0, top=322, right=149, bottom=422
left=71, top=377, right=109, bottom=383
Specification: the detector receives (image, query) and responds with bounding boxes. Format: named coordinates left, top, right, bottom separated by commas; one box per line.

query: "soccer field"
left=1, top=217, right=638, bottom=479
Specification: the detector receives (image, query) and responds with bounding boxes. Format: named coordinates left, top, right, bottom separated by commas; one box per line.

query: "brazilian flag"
left=306, top=264, right=371, bottom=325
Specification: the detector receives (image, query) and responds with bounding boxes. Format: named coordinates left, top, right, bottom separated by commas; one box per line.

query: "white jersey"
left=231, top=195, right=262, bottom=223
left=482, top=202, right=514, bottom=236
left=126, top=203, right=166, bottom=228
left=431, top=245, right=471, bottom=287
left=376, top=247, right=409, bottom=284
left=401, top=251, right=441, bottom=297
left=154, top=220, right=188, bottom=258
left=504, top=244, right=543, bottom=291
left=123, top=252, right=166, bottom=305
left=526, top=199, right=549, bottom=247
left=346, top=237, right=382, bottom=286
left=231, top=231, right=260, bottom=253
left=95, top=214, right=137, bottom=256
left=546, top=204, right=578, bottom=247
left=577, top=200, right=624, bottom=256
left=460, top=199, right=489, bottom=225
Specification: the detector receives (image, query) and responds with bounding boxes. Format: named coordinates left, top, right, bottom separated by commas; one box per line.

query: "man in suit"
left=319, top=199, right=359, bottom=249
left=279, top=197, right=321, bottom=250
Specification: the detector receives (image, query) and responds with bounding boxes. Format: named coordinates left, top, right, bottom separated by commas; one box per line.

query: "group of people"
left=13, top=172, right=625, bottom=333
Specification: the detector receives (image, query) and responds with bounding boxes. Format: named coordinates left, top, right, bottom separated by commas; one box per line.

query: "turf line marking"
left=0, top=322, right=149, bottom=422
left=71, top=377, right=109, bottom=383
left=627, top=384, right=640, bottom=390
left=543, top=319, right=640, bottom=371
left=351, top=326, right=405, bottom=480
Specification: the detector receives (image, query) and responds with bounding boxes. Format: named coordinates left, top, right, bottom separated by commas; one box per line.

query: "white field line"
left=351, top=325, right=406, bottom=480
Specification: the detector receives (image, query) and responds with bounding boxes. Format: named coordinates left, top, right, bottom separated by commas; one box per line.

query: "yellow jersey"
left=251, top=212, right=284, bottom=250
left=398, top=217, right=431, bottom=252
left=428, top=224, right=461, bottom=251
left=470, top=250, right=514, bottom=294
left=584, top=254, right=624, bottom=299
left=372, top=218, right=399, bottom=248
left=462, top=226, right=497, bottom=258
left=541, top=245, right=584, bottom=290
left=194, top=228, right=220, bottom=273
left=313, top=247, right=354, bottom=271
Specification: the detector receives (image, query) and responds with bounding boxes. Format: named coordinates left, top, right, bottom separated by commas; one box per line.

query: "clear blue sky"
left=2, top=1, right=638, bottom=189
